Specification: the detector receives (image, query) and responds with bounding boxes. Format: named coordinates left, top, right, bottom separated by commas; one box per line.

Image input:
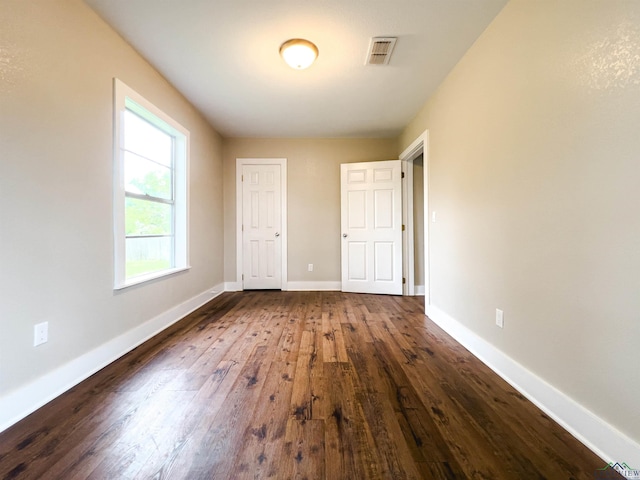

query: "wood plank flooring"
left=0, top=291, right=612, bottom=479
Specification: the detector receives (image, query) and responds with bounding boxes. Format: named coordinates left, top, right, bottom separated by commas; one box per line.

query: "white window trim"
left=113, top=78, right=190, bottom=290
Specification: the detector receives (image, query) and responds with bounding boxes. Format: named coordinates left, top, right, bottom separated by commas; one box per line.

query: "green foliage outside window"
left=125, top=171, right=173, bottom=236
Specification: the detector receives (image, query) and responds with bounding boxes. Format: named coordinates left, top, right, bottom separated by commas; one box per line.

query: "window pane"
left=125, top=236, right=173, bottom=278
left=124, top=151, right=172, bottom=200
left=124, top=110, right=172, bottom=166
left=125, top=197, right=172, bottom=236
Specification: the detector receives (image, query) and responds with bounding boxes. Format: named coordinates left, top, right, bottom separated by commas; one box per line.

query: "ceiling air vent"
left=366, top=37, right=397, bottom=65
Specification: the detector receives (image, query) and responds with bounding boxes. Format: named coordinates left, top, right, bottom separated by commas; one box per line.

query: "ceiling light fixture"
left=279, top=38, right=318, bottom=70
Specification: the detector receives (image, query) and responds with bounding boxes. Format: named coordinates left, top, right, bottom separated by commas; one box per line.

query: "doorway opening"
left=401, top=130, right=429, bottom=304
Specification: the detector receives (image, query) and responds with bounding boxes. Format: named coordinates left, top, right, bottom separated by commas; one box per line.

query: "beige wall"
left=222, top=138, right=397, bottom=284
left=401, top=0, right=640, bottom=445
left=0, top=0, right=223, bottom=396
left=4, top=0, right=639, bottom=456
left=412, top=154, right=425, bottom=288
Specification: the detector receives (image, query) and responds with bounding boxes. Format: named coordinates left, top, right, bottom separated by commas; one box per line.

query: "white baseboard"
left=0, top=283, right=225, bottom=434
left=286, top=281, right=342, bottom=291
left=225, top=281, right=342, bottom=292
left=425, top=303, right=640, bottom=467
left=224, top=281, right=243, bottom=292
left=415, top=284, right=425, bottom=296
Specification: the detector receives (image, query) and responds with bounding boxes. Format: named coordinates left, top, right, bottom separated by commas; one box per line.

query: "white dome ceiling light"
left=279, top=38, right=319, bottom=70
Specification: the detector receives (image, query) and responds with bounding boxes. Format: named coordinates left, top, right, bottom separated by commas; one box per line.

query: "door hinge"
left=402, top=277, right=406, bottom=284
left=241, top=175, right=244, bottom=182
left=401, top=171, right=405, bottom=179
left=242, top=274, right=244, bottom=280
left=402, top=224, right=405, bottom=231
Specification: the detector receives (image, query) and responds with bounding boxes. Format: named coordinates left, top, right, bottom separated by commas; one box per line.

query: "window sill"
left=114, top=266, right=191, bottom=291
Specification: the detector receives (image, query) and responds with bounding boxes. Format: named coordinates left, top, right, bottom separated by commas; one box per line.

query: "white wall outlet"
left=34, top=321, right=49, bottom=346
left=496, top=309, right=504, bottom=328
left=432, top=211, right=437, bottom=223
left=308, top=263, right=314, bottom=272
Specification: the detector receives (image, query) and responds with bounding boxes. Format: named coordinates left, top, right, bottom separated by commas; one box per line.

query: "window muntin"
left=113, top=79, right=189, bottom=289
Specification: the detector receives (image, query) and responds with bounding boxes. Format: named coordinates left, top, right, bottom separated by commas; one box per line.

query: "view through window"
left=124, top=110, right=175, bottom=278
left=113, top=79, right=189, bottom=288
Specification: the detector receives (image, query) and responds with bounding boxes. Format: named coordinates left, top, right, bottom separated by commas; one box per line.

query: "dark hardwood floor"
left=0, top=291, right=611, bottom=479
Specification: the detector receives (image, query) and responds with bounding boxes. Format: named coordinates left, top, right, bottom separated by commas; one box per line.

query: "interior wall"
left=400, top=0, right=640, bottom=449
left=0, top=0, right=224, bottom=401
left=222, top=138, right=398, bottom=285
left=412, top=154, right=425, bottom=290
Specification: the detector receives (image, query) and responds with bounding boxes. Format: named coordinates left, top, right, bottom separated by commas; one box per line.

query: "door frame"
left=400, top=129, right=429, bottom=304
left=236, top=158, right=288, bottom=291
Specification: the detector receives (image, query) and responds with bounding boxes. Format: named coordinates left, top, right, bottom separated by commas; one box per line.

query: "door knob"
left=275, top=232, right=280, bottom=237
left=343, top=233, right=348, bottom=238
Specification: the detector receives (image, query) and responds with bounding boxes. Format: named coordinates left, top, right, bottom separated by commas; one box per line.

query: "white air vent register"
left=366, top=37, right=397, bottom=65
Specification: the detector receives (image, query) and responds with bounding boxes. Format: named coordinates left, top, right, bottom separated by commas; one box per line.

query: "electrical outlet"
left=34, top=321, right=49, bottom=346
left=308, top=263, right=314, bottom=272
left=496, top=309, right=504, bottom=328
left=432, top=211, right=437, bottom=223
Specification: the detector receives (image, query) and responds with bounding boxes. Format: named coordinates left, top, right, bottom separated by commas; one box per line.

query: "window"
left=113, top=79, right=189, bottom=289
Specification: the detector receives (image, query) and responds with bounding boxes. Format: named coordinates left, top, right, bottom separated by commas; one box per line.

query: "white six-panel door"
left=341, top=160, right=402, bottom=295
left=242, top=164, right=282, bottom=289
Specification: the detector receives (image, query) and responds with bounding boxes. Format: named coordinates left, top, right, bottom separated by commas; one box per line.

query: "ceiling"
left=84, top=0, right=508, bottom=138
